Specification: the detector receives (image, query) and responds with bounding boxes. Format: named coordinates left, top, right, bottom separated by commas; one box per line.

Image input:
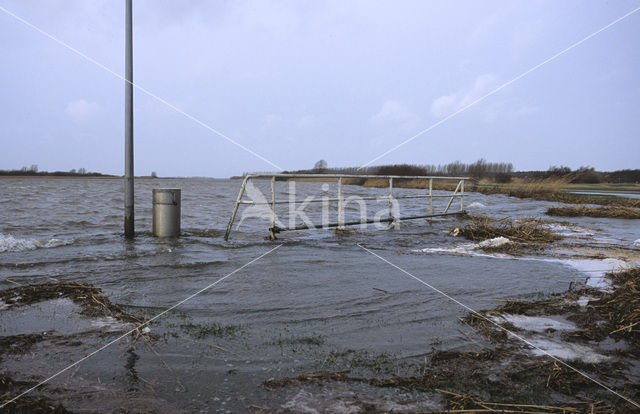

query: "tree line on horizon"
left=0, top=165, right=110, bottom=177
left=273, top=159, right=640, bottom=184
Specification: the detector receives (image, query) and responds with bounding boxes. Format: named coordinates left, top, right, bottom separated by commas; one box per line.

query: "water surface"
left=0, top=177, right=637, bottom=412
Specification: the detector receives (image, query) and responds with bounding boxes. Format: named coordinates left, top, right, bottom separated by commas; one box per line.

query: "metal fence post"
left=223, top=174, right=469, bottom=240
left=429, top=178, right=433, bottom=216
left=443, top=180, right=462, bottom=214
left=224, top=176, right=250, bottom=241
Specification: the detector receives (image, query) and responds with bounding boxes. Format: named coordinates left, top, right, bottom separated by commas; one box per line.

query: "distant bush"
left=290, top=159, right=514, bottom=178
left=375, top=164, right=429, bottom=176
left=570, top=167, right=604, bottom=184
left=0, top=169, right=111, bottom=177
left=494, top=173, right=512, bottom=183
left=547, top=165, right=572, bottom=177
left=604, top=169, right=640, bottom=183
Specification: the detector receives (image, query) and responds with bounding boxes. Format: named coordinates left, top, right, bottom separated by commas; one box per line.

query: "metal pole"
left=269, top=176, right=276, bottom=240
left=337, top=177, right=343, bottom=229
left=388, top=177, right=394, bottom=226
left=460, top=179, right=465, bottom=212
left=124, top=0, right=135, bottom=238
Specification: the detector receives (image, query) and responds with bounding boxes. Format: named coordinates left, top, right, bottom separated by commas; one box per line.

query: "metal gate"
left=224, top=174, right=468, bottom=240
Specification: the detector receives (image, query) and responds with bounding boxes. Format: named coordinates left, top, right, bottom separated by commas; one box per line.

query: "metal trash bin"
left=152, top=189, right=181, bottom=237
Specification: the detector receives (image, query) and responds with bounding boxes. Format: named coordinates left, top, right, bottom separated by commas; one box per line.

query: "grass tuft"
left=180, top=322, right=246, bottom=339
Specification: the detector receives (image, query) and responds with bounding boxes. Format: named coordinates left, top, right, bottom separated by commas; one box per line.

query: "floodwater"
left=568, top=190, right=640, bottom=199
left=0, top=177, right=638, bottom=412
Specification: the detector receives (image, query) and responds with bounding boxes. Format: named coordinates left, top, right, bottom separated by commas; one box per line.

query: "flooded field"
left=0, top=177, right=639, bottom=412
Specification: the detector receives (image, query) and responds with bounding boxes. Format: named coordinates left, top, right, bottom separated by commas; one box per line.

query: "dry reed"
left=459, top=215, right=561, bottom=244
left=546, top=205, right=640, bottom=219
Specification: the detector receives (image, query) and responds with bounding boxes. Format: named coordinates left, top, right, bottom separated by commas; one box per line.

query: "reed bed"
left=459, top=215, right=561, bottom=244
left=477, top=185, right=640, bottom=208
left=546, top=205, right=640, bottom=219
left=592, top=267, right=640, bottom=347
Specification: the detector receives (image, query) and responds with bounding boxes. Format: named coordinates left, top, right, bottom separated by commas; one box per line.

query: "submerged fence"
left=224, top=174, right=468, bottom=240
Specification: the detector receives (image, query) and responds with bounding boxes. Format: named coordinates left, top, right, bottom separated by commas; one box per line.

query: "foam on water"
left=414, top=239, right=633, bottom=290
left=557, top=258, right=628, bottom=289
left=543, top=223, right=593, bottom=237
left=0, top=233, right=73, bottom=253
left=491, top=314, right=577, bottom=333
left=477, top=236, right=510, bottom=249
left=528, top=337, right=610, bottom=363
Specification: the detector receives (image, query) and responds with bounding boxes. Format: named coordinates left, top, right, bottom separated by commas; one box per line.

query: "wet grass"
left=589, top=267, right=640, bottom=349
left=262, top=349, right=625, bottom=412
left=121, top=304, right=192, bottom=321
left=473, top=179, right=640, bottom=208
left=261, top=268, right=640, bottom=411
left=179, top=321, right=247, bottom=339
left=0, top=377, right=72, bottom=413
left=318, top=348, right=405, bottom=375
left=124, top=348, right=140, bottom=388
left=546, top=205, right=640, bottom=219
left=268, top=334, right=326, bottom=347
left=512, top=290, right=564, bottom=301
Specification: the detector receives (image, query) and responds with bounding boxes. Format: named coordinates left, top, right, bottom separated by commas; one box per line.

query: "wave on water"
left=0, top=233, right=73, bottom=253
left=414, top=240, right=633, bottom=290
left=466, top=201, right=486, bottom=209
left=413, top=237, right=511, bottom=258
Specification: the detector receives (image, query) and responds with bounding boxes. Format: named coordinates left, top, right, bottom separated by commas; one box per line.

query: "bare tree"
left=314, top=159, right=328, bottom=172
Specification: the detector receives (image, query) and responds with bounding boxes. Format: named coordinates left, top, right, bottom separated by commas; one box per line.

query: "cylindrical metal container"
left=152, top=189, right=181, bottom=237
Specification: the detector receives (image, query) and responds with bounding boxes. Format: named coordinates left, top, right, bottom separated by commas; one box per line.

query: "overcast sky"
left=1, top=1, right=638, bottom=177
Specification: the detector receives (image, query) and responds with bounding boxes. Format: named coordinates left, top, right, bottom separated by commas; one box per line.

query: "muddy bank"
left=0, top=282, right=179, bottom=413
left=261, top=268, right=640, bottom=412
left=0, top=282, right=144, bottom=323
left=1, top=374, right=71, bottom=414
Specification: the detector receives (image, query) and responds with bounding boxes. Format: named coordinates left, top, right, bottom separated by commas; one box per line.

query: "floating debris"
left=0, top=282, right=143, bottom=323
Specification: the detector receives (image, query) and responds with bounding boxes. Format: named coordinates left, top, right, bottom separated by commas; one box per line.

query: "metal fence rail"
left=224, top=174, right=468, bottom=240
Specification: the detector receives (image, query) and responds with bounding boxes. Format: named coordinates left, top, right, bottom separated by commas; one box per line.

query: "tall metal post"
left=269, top=176, right=276, bottom=240
left=124, top=0, right=135, bottom=238
left=388, top=178, right=394, bottom=227
left=337, top=177, right=343, bottom=229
